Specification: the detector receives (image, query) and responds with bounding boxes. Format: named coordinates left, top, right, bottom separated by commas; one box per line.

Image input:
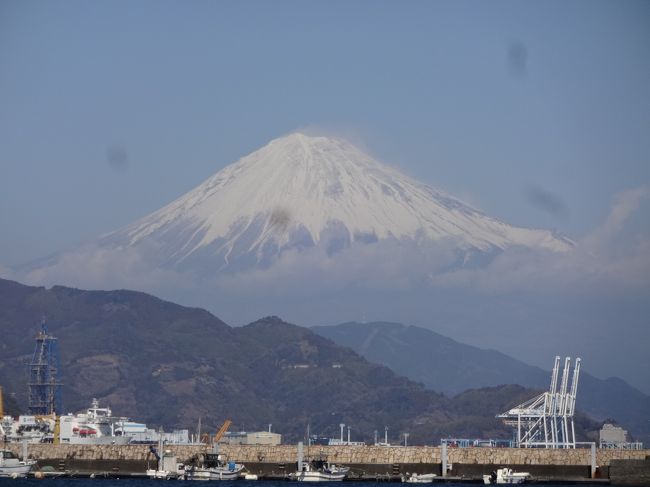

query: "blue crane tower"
left=28, top=320, right=63, bottom=415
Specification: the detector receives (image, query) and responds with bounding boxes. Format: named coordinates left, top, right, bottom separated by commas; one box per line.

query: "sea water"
left=0, top=481, right=617, bottom=486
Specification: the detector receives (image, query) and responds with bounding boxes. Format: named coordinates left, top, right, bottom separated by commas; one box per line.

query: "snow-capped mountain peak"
left=104, top=133, right=572, bottom=272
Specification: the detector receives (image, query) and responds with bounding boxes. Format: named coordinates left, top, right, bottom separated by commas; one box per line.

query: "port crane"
left=498, top=356, right=581, bottom=448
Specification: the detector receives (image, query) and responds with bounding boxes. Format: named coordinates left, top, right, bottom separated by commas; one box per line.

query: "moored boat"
left=293, top=459, right=349, bottom=482
left=184, top=452, right=245, bottom=481
left=145, top=440, right=185, bottom=480
left=402, top=472, right=438, bottom=483
left=0, top=450, right=36, bottom=478
left=483, top=467, right=531, bottom=484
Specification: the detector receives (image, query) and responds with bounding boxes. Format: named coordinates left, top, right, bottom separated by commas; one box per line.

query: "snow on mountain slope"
left=100, top=133, right=572, bottom=272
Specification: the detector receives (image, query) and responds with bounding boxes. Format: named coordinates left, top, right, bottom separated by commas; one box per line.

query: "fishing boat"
left=402, top=472, right=438, bottom=483
left=293, top=459, right=349, bottom=482
left=483, top=467, right=531, bottom=484
left=0, top=450, right=36, bottom=478
left=145, top=439, right=185, bottom=480
left=184, top=452, right=245, bottom=481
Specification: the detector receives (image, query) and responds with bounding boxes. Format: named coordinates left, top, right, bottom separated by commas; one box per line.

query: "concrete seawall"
left=6, top=444, right=649, bottom=483
left=7, top=443, right=648, bottom=465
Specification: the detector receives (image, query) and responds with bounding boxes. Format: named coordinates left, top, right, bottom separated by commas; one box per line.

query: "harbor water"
left=0, top=481, right=624, bottom=486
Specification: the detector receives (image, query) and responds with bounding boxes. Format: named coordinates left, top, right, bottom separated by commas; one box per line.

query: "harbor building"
left=222, top=431, right=282, bottom=445
left=600, top=423, right=643, bottom=450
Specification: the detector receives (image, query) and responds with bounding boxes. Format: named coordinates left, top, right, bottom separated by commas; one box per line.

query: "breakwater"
left=7, top=443, right=647, bottom=465
left=6, top=443, right=650, bottom=483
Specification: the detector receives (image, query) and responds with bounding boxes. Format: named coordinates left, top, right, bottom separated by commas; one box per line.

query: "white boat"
left=145, top=449, right=185, bottom=480
left=146, top=438, right=185, bottom=480
left=184, top=452, right=245, bottom=481
left=146, top=467, right=182, bottom=480
left=0, top=450, right=36, bottom=478
left=483, top=467, right=531, bottom=484
left=294, top=459, right=349, bottom=482
left=402, top=472, right=438, bottom=483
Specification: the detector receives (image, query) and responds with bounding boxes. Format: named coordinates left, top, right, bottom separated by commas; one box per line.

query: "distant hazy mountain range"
left=0, top=277, right=604, bottom=445
left=312, top=322, right=650, bottom=445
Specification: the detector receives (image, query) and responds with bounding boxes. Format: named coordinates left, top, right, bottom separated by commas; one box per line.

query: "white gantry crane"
left=498, top=356, right=581, bottom=448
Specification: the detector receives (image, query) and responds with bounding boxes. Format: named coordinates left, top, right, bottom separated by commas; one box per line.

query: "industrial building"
left=222, top=431, right=282, bottom=445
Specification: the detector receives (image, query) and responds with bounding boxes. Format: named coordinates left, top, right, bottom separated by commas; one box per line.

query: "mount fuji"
left=86, top=133, right=571, bottom=275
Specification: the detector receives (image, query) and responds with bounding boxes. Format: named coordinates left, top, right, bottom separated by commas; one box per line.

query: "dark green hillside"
left=232, top=317, right=454, bottom=442
left=0, top=279, right=508, bottom=443
left=0, top=278, right=239, bottom=429
left=0, top=278, right=602, bottom=444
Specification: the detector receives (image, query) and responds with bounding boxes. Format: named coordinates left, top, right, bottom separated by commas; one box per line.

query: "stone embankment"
left=5, top=443, right=650, bottom=483
left=7, top=443, right=648, bottom=466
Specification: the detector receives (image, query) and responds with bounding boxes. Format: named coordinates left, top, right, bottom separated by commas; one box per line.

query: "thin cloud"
left=582, top=186, right=649, bottom=251
left=430, top=186, right=650, bottom=294
left=0, top=264, right=16, bottom=281
left=18, top=186, right=648, bottom=298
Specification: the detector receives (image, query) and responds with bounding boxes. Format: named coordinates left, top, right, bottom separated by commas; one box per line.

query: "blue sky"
left=2, top=0, right=648, bottom=265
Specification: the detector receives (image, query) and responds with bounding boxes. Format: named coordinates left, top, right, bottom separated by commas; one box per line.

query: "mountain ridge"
left=312, top=321, right=650, bottom=445
left=0, top=277, right=628, bottom=445
left=0, top=277, right=530, bottom=444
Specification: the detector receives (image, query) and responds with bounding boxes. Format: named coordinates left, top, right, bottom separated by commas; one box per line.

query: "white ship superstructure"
left=58, top=398, right=130, bottom=445
left=1, top=398, right=190, bottom=445
left=0, top=414, right=54, bottom=444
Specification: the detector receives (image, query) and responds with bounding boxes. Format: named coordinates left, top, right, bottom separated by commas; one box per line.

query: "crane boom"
left=214, top=419, right=232, bottom=443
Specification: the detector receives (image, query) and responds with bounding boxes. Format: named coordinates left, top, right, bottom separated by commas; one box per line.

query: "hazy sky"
left=1, top=0, right=648, bottom=265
